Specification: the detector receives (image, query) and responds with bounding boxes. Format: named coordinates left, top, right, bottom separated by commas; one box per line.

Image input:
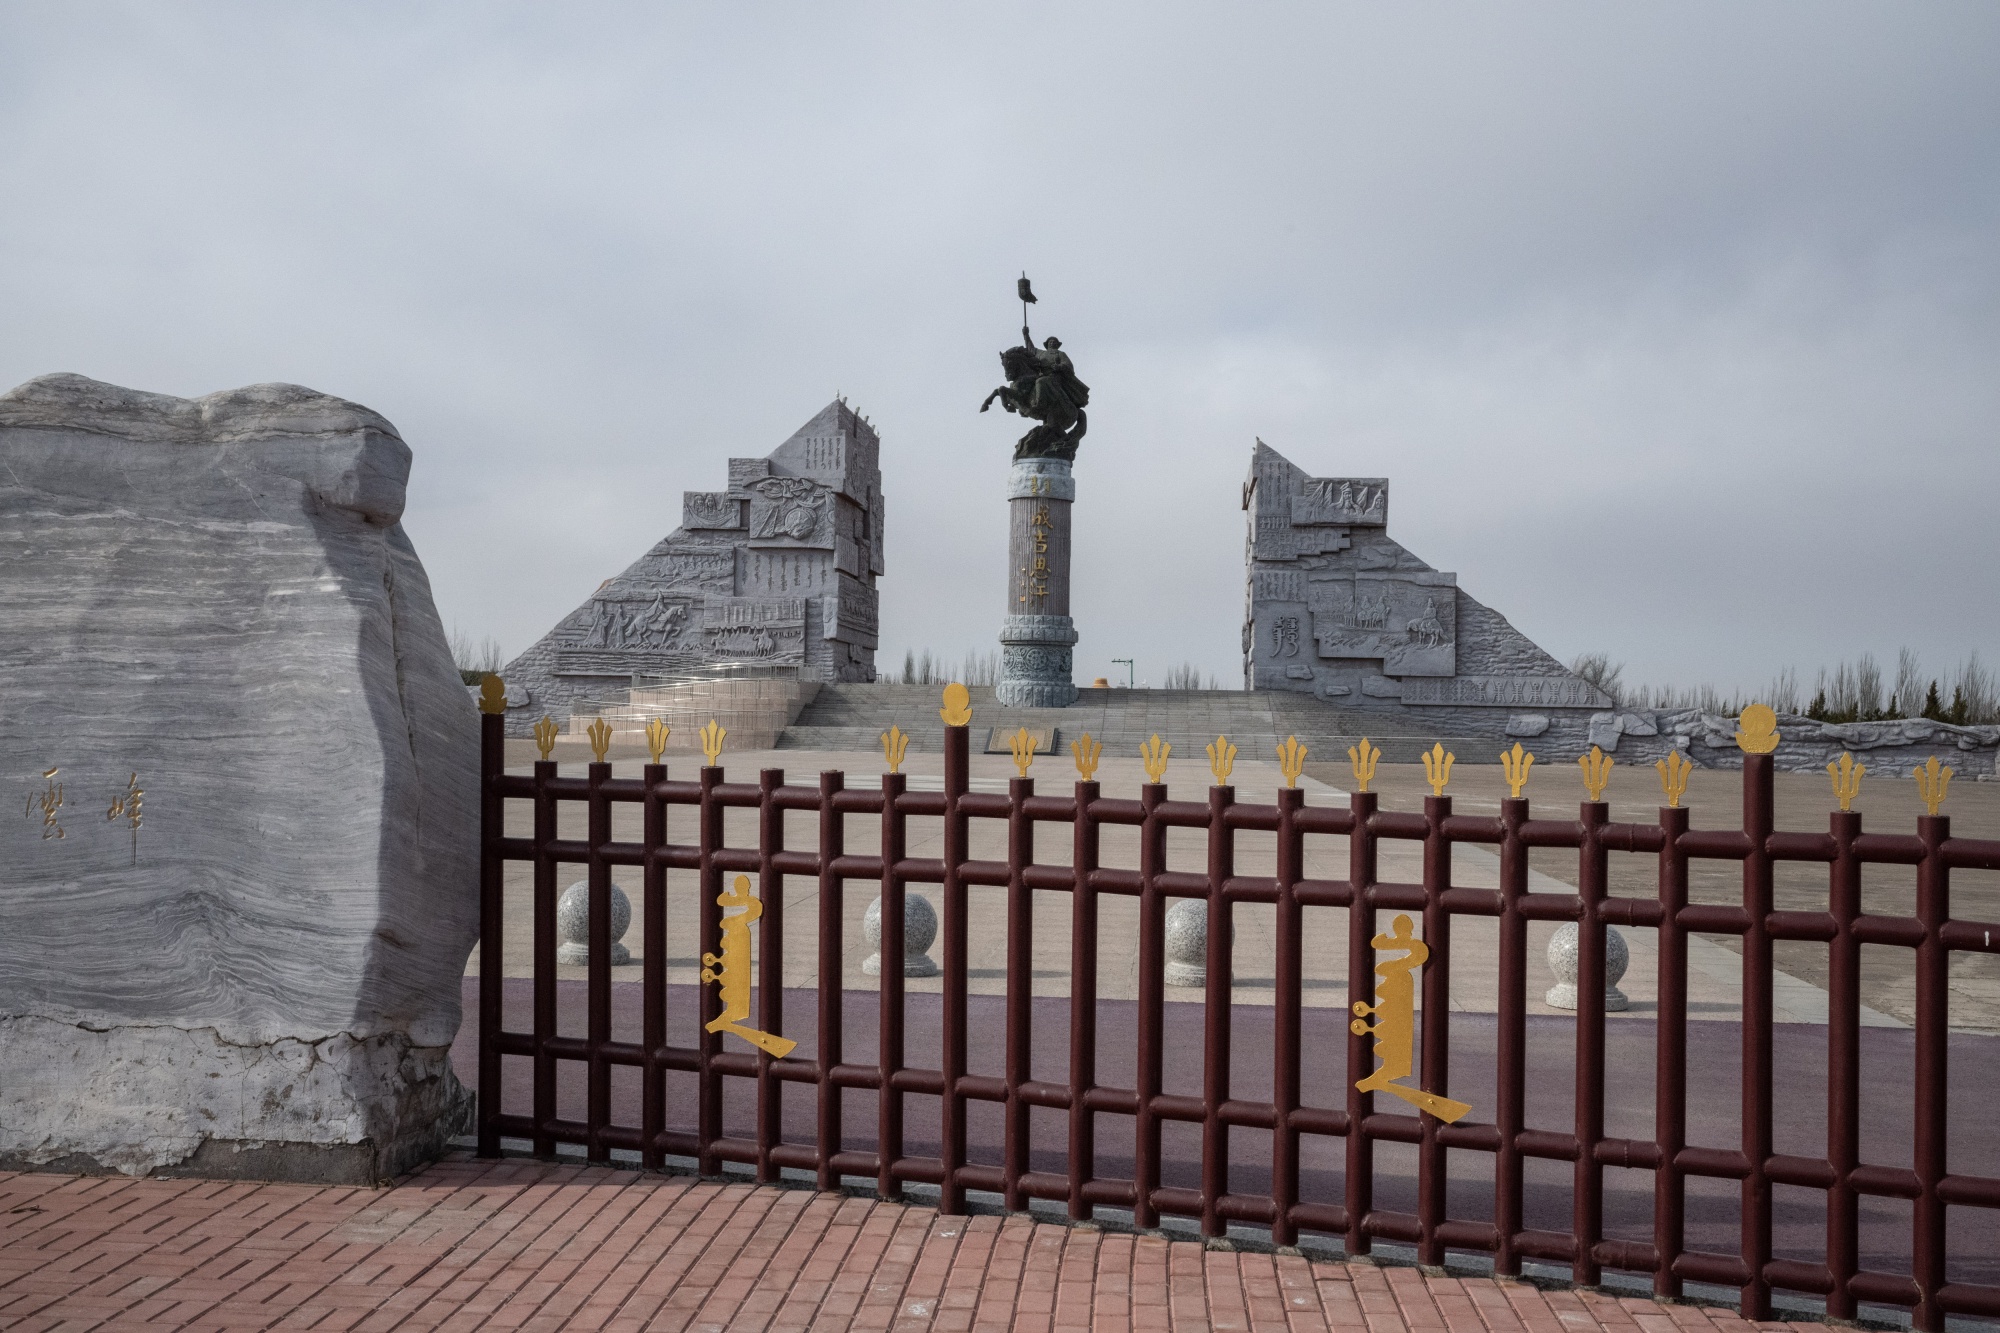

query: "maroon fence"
left=475, top=708, right=2000, bottom=1329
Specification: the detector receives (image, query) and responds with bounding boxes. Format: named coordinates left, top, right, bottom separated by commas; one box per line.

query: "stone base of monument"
left=996, top=615, right=1079, bottom=709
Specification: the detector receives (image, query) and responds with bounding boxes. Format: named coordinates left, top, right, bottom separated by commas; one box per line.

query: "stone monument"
left=1243, top=441, right=1611, bottom=733
left=982, top=276, right=1087, bottom=708
left=0, top=374, right=478, bottom=1181
left=501, top=400, right=885, bottom=734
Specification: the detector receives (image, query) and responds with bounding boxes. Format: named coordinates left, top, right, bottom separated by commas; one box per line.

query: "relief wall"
left=1242, top=441, right=1609, bottom=718
left=500, top=400, right=884, bottom=733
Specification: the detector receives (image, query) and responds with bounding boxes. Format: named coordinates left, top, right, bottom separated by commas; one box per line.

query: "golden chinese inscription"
left=701, top=875, right=798, bottom=1058
left=26, top=767, right=64, bottom=840
left=105, top=773, right=143, bottom=864
left=1351, top=915, right=1472, bottom=1122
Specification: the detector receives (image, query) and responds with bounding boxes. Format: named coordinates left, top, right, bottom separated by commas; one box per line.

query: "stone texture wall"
left=501, top=400, right=884, bottom=734
left=1243, top=441, right=1609, bottom=734
left=0, top=374, right=478, bottom=1181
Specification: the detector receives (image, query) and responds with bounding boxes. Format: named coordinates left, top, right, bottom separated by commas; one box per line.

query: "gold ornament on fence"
left=1828, top=752, right=1864, bottom=812
left=1276, top=736, right=1308, bottom=789
left=939, top=682, right=972, bottom=726
left=587, top=718, right=613, bottom=764
left=1914, top=755, right=1953, bottom=817
left=1206, top=735, right=1237, bottom=786
left=1140, top=734, right=1171, bottom=784
left=1656, top=750, right=1692, bottom=809
left=532, top=716, right=558, bottom=761
left=882, top=725, right=911, bottom=774
left=1421, top=743, right=1454, bottom=797
left=1500, top=743, right=1535, bottom=799
left=1736, top=704, right=1780, bottom=756
left=699, top=719, right=727, bottom=766
left=1348, top=738, right=1380, bottom=793
left=700, top=875, right=798, bottom=1058
left=478, top=673, right=507, bottom=715
left=646, top=718, right=671, bottom=765
left=1071, top=732, right=1103, bottom=782
left=1351, top=914, right=1472, bottom=1123
left=1579, top=745, right=1614, bottom=802
left=1008, top=727, right=1039, bottom=777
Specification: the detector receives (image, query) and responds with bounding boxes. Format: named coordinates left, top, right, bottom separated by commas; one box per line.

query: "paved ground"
left=0, top=1156, right=1837, bottom=1333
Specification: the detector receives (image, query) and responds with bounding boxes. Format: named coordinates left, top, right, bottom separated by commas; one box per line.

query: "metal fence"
left=475, top=692, right=2000, bottom=1330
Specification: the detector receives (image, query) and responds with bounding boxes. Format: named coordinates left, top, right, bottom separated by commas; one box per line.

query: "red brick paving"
left=0, top=1156, right=1823, bottom=1332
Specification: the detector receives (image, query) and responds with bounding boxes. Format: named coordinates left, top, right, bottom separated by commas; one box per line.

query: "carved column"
left=996, top=457, right=1078, bottom=708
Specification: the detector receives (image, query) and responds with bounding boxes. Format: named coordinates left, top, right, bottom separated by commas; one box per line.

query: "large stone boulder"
left=0, top=374, right=479, bottom=1182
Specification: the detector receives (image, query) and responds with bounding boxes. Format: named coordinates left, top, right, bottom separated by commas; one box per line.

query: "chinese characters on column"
left=1018, top=481, right=1053, bottom=607
left=23, top=768, right=144, bottom=861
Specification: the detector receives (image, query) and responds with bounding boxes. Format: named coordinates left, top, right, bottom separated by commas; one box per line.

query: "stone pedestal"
left=997, top=458, right=1077, bottom=708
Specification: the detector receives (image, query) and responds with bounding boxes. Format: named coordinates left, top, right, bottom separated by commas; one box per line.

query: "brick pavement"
left=1, top=1156, right=1825, bottom=1333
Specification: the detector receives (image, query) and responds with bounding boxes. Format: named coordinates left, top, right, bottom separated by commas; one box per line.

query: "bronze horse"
left=981, top=341, right=1089, bottom=461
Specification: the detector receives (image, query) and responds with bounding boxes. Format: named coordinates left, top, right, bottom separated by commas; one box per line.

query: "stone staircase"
left=776, top=684, right=1505, bottom=765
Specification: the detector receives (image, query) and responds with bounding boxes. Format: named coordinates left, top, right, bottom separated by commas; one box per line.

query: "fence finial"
left=1828, top=751, right=1863, bottom=811
left=1071, top=732, right=1102, bottom=781
left=1579, top=745, right=1614, bottom=802
left=646, top=718, right=671, bottom=765
left=1501, top=743, right=1535, bottom=799
left=1140, top=734, right=1171, bottom=784
left=1914, top=755, right=1953, bottom=816
left=1008, top=727, right=1039, bottom=777
left=1656, top=750, right=1692, bottom=808
left=1348, top=738, right=1380, bottom=793
left=882, top=724, right=911, bottom=773
left=1421, top=743, right=1454, bottom=797
left=700, top=719, right=727, bottom=766
left=1206, top=735, right=1237, bottom=786
left=532, top=716, right=558, bottom=761
left=1736, top=704, right=1780, bottom=755
left=940, top=682, right=972, bottom=726
left=478, top=673, right=507, bottom=715
left=1276, top=735, right=1307, bottom=788
left=586, top=718, right=613, bottom=764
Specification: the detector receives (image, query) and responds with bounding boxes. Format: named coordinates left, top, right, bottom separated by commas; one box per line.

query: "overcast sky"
left=5, top=4, right=1996, bottom=696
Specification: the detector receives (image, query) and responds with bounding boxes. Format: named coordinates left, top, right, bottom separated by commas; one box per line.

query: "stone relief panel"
left=747, top=476, right=831, bottom=545
left=1290, top=477, right=1388, bottom=528
left=682, top=492, right=744, bottom=530
left=1308, top=571, right=1457, bottom=677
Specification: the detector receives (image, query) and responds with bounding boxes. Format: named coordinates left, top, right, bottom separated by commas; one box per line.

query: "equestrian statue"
left=980, top=274, right=1090, bottom=461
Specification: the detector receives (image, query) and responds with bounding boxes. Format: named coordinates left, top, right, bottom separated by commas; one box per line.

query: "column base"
left=997, top=617, right=1078, bottom=708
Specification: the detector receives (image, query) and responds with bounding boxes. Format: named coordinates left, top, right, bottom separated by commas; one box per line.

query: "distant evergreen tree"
left=1922, top=681, right=1946, bottom=721
left=1806, top=690, right=1828, bottom=721
left=1949, top=686, right=1970, bottom=727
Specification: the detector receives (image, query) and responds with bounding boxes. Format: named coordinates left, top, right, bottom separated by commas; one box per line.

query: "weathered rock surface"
left=0, top=373, right=478, bottom=1181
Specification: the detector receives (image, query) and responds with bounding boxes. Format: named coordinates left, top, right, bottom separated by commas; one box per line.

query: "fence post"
left=477, top=709, right=505, bottom=1158
left=1134, top=775, right=1167, bottom=1230
left=1419, top=791, right=1455, bottom=1268
left=586, top=756, right=612, bottom=1164
left=1004, top=771, right=1036, bottom=1212
left=816, top=770, right=846, bottom=1192
left=1739, top=753, right=1775, bottom=1320
left=532, top=751, right=558, bottom=1160
left=1574, top=798, right=1609, bottom=1287
left=1271, top=783, right=1304, bottom=1247
left=1824, top=801, right=1860, bottom=1318
left=642, top=753, right=668, bottom=1172
left=697, top=762, right=723, bottom=1175
left=1201, top=781, right=1237, bottom=1239
left=1067, top=776, right=1101, bottom=1223
left=940, top=721, right=970, bottom=1214
left=1913, top=806, right=1950, bottom=1332
left=1653, top=801, right=1690, bottom=1299
left=756, top=767, right=785, bottom=1185
left=1345, top=785, right=1379, bottom=1259
left=1493, top=791, right=1529, bottom=1274
left=877, top=767, right=908, bottom=1202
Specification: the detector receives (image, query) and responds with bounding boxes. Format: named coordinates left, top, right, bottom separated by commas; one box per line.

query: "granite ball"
left=557, top=880, right=632, bottom=966
left=862, top=893, right=939, bottom=977
left=1544, top=921, right=1629, bottom=1011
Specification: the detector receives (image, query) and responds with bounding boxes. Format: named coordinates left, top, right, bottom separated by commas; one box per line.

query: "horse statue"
left=981, top=334, right=1089, bottom=461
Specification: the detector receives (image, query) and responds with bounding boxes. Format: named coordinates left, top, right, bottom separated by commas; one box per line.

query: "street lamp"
left=1110, top=658, right=1135, bottom=689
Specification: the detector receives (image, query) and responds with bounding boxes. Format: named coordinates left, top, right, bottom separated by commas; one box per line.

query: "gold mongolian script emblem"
left=1350, top=915, right=1472, bottom=1123
left=702, top=875, right=798, bottom=1058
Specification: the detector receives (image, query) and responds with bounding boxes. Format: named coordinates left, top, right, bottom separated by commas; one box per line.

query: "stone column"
left=996, top=457, right=1078, bottom=708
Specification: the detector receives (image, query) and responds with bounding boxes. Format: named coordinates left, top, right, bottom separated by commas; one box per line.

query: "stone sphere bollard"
left=863, top=893, right=939, bottom=977
left=557, top=880, right=632, bottom=966
left=1544, top=921, right=1629, bottom=1011
left=1165, top=898, right=1232, bottom=988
